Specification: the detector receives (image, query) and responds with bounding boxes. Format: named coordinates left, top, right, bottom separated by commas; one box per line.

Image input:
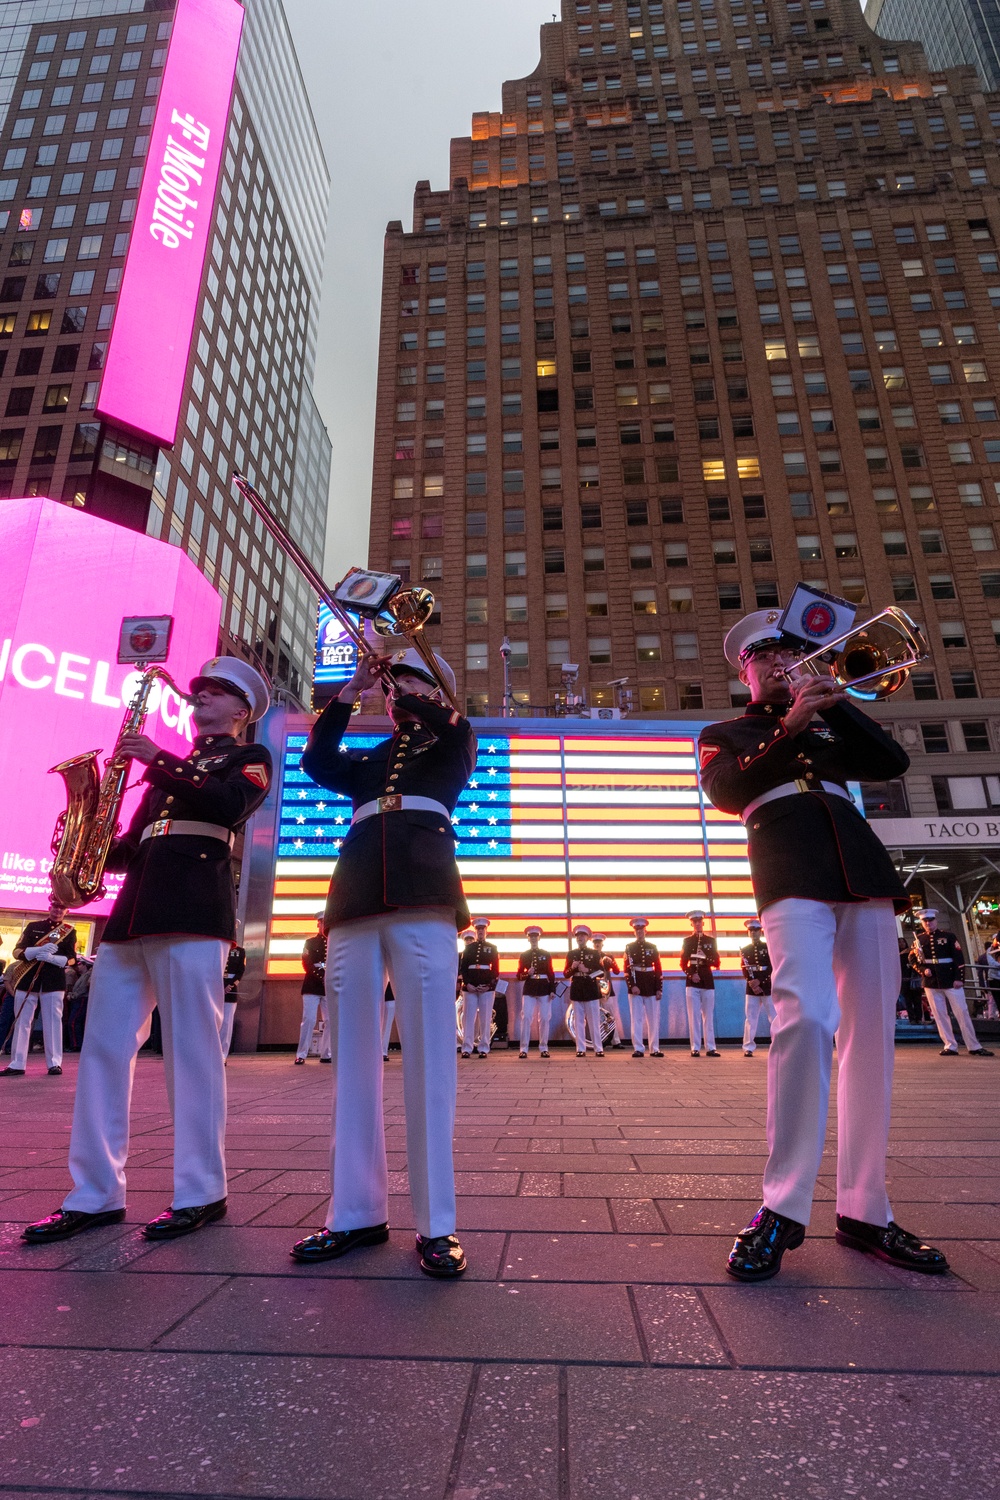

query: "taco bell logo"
left=148, top=109, right=211, bottom=249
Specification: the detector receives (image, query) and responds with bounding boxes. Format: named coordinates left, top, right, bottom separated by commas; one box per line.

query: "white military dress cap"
left=592, top=933, right=606, bottom=942
left=744, top=918, right=763, bottom=930
left=524, top=925, right=543, bottom=936
left=387, top=647, right=457, bottom=699
left=723, top=609, right=802, bottom=669
left=686, top=909, right=707, bottom=922
left=629, top=917, right=648, bottom=929
left=190, top=656, right=271, bottom=722
left=573, top=923, right=592, bottom=937
left=916, top=908, right=938, bottom=920
left=473, top=917, right=490, bottom=929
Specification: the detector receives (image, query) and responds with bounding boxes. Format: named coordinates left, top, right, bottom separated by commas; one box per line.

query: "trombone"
left=781, top=606, right=928, bottom=701
left=231, top=473, right=459, bottom=712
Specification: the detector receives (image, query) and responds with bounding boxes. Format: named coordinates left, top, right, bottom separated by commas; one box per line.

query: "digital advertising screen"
left=312, top=603, right=359, bottom=704
left=263, top=725, right=756, bottom=979
left=0, top=498, right=222, bottom=914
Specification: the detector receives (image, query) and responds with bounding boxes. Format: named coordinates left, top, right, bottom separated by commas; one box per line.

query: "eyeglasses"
left=746, top=646, right=804, bottom=666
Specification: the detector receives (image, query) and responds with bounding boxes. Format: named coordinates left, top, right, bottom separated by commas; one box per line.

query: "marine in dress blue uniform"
left=291, top=647, right=475, bottom=1278
left=516, top=925, right=556, bottom=1057
left=4, top=901, right=77, bottom=1076
left=24, top=657, right=272, bottom=1244
left=679, top=910, right=721, bottom=1056
left=698, top=610, right=947, bottom=1281
left=458, top=917, right=500, bottom=1058
left=297, top=915, right=332, bottom=1064
left=740, top=917, right=775, bottom=1057
left=563, top=924, right=606, bottom=1057
left=909, top=909, right=993, bottom=1058
left=624, top=917, right=663, bottom=1058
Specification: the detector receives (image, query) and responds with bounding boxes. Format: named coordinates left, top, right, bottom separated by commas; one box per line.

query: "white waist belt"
left=742, top=780, right=852, bottom=824
left=352, top=795, right=451, bottom=825
left=140, top=819, right=235, bottom=847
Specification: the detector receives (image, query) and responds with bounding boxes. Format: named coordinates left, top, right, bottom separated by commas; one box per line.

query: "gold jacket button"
left=165, top=796, right=174, bottom=805
left=200, top=853, right=207, bottom=859
left=175, top=766, right=184, bottom=773
left=758, top=742, right=766, bottom=749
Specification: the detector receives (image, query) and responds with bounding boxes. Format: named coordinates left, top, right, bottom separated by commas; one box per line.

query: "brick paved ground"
left=0, top=1045, right=998, bottom=1499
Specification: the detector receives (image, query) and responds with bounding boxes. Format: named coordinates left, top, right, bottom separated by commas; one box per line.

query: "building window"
left=920, top=723, right=950, bottom=753
left=466, top=643, right=488, bottom=673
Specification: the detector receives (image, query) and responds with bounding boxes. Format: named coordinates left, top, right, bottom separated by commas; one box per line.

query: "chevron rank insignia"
left=699, top=744, right=720, bottom=770
left=242, top=763, right=270, bottom=788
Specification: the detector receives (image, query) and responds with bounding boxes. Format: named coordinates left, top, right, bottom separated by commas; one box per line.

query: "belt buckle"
left=149, top=817, right=172, bottom=838
left=378, top=794, right=401, bottom=813
left=793, top=778, right=810, bottom=793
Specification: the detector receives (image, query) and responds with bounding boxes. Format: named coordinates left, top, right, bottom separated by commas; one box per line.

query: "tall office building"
left=867, top=0, right=1000, bottom=94
left=369, top=0, right=1000, bottom=719
left=0, top=0, right=331, bottom=699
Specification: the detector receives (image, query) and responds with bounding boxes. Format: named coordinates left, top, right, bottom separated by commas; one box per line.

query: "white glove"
left=24, top=946, right=45, bottom=960
left=47, top=953, right=68, bottom=968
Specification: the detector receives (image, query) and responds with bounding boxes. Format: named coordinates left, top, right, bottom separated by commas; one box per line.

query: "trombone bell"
left=789, top=607, right=927, bottom=701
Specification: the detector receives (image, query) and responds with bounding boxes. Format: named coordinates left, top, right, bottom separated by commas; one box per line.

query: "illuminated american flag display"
left=265, top=725, right=755, bottom=977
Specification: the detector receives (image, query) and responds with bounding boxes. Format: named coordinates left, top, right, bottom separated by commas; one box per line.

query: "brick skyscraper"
left=369, top=0, right=1000, bottom=717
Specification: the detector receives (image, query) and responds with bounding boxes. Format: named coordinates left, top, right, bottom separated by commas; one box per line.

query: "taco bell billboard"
left=97, top=0, right=244, bottom=446
left=0, top=499, right=222, bottom=915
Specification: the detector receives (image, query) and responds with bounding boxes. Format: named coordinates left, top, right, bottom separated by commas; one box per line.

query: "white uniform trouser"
left=63, top=935, right=228, bottom=1213
left=520, top=992, right=552, bottom=1051
left=571, top=999, right=604, bottom=1053
left=924, top=987, right=979, bottom=1052
left=324, top=909, right=458, bottom=1239
left=629, top=992, right=661, bottom=1053
left=461, top=987, right=494, bottom=1055
left=743, top=991, right=777, bottom=1053
left=760, top=898, right=898, bottom=1228
left=686, top=986, right=716, bottom=1052
left=606, top=981, right=626, bottom=1043
left=297, top=992, right=332, bottom=1060
left=220, top=1000, right=237, bottom=1056
left=11, top=989, right=63, bottom=1070
left=381, top=998, right=396, bottom=1056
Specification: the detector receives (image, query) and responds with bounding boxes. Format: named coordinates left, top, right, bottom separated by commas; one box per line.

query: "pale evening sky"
left=282, top=0, right=557, bottom=581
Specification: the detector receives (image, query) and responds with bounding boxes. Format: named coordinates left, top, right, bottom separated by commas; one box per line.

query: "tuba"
left=782, top=607, right=928, bottom=701
left=48, top=664, right=185, bottom=908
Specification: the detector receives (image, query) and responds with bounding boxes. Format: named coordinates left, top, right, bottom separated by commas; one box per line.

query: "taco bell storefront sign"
left=875, top=817, right=1000, bottom=849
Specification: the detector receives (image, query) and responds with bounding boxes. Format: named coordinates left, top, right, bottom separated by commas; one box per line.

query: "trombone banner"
left=778, top=583, right=858, bottom=651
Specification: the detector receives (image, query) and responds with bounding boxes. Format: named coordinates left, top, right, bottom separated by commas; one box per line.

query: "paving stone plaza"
left=0, top=1046, right=998, bottom=1499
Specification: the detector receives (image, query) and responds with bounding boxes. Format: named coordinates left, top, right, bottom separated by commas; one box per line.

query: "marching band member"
left=220, top=936, right=246, bottom=1059
left=680, top=910, right=721, bottom=1057
left=624, top=917, right=663, bottom=1058
left=459, top=916, right=500, bottom=1058
left=516, top=925, right=556, bottom=1058
left=741, top=917, right=775, bottom=1058
left=297, top=912, right=332, bottom=1065
left=698, top=609, right=947, bottom=1281
left=564, top=924, right=605, bottom=1057
left=290, top=646, right=475, bottom=1279
left=592, top=934, right=624, bottom=1048
left=910, top=910, right=993, bottom=1058
left=24, top=657, right=273, bottom=1244
left=4, top=898, right=77, bottom=1077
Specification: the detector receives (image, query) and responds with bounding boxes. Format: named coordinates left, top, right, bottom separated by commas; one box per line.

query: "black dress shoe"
left=651, top=1049, right=664, bottom=1057
left=0, top=1067, right=24, bottom=1077
left=540, top=1049, right=550, bottom=1058
left=22, top=1207, right=126, bottom=1243
left=416, top=1233, right=467, bottom=1278
left=727, top=1206, right=805, bottom=1282
left=835, top=1214, right=949, bottom=1273
left=631, top=1049, right=644, bottom=1058
left=143, top=1199, right=227, bottom=1240
left=48, top=1065, right=62, bottom=1076
left=294, top=1057, right=305, bottom=1065
left=940, top=1047, right=959, bottom=1055
left=706, top=1049, right=721, bottom=1057
left=320, top=1056, right=332, bottom=1064
left=970, top=1047, right=995, bottom=1058
left=290, top=1223, right=389, bottom=1262
left=519, top=1051, right=528, bottom=1059
left=690, top=1049, right=700, bottom=1057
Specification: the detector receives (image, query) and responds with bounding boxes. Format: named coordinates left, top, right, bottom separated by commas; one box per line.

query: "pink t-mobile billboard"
left=96, top=0, right=244, bottom=446
left=0, top=498, right=222, bottom=915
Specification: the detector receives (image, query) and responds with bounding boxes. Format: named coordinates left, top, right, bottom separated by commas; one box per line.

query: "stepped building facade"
left=369, top=0, right=1000, bottom=722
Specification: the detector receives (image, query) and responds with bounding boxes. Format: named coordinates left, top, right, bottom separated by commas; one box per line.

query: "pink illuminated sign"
left=97, top=0, right=244, bottom=446
left=0, top=498, right=222, bottom=915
